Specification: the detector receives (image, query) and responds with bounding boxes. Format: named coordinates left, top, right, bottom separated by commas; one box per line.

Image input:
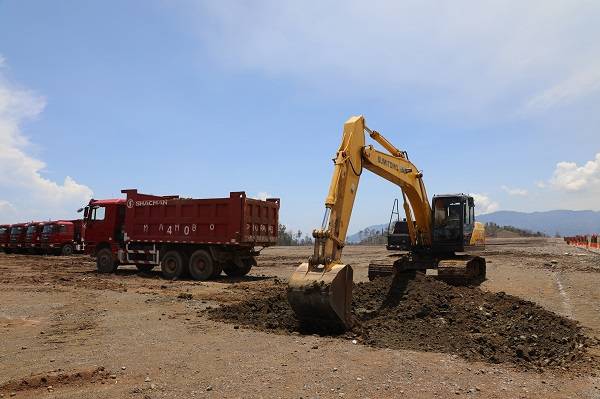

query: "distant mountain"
left=347, top=210, right=600, bottom=241
left=477, top=210, right=600, bottom=237
left=347, top=223, right=388, bottom=243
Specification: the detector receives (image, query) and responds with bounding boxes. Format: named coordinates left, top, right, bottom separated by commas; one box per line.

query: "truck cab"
left=0, top=224, right=11, bottom=253
left=9, top=223, right=28, bottom=253
left=41, top=220, right=83, bottom=255
left=81, top=198, right=126, bottom=256
left=24, top=222, right=45, bottom=254
left=432, top=194, right=485, bottom=253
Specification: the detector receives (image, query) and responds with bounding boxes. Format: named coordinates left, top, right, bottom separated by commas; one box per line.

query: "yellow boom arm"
left=312, top=115, right=432, bottom=270
left=288, top=115, right=433, bottom=329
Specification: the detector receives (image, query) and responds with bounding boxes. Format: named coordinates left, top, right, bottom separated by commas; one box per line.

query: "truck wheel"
left=211, top=262, right=223, bottom=278
left=161, top=250, right=185, bottom=280
left=96, top=248, right=117, bottom=273
left=136, top=265, right=154, bottom=273
left=61, top=244, right=74, bottom=256
left=223, top=257, right=255, bottom=277
left=188, top=250, right=215, bottom=281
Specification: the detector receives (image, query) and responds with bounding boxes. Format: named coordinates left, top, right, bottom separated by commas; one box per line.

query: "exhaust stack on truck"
left=82, top=189, right=280, bottom=280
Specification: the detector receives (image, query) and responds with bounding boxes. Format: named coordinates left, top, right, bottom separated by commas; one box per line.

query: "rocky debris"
left=177, top=292, right=193, bottom=300
left=208, top=274, right=595, bottom=370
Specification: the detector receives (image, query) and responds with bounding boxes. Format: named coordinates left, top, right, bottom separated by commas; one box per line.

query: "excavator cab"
left=431, top=194, right=484, bottom=253
left=432, top=194, right=472, bottom=252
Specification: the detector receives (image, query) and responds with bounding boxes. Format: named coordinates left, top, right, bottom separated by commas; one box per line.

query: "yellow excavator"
left=287, top=115, right=486, bottom=330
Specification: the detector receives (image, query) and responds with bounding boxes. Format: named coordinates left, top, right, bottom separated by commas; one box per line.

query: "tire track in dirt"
left=554, top=272, right=574, bottom=319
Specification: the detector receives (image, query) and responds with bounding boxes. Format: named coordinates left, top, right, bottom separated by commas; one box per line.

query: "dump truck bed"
left=122, top=189, right=279, bottom=247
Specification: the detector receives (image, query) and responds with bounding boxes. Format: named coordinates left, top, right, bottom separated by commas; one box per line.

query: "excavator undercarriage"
left=367, top=253, right=486, bottom=285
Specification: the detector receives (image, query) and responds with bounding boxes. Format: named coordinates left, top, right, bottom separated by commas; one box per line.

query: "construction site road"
left=1, top=238, right=600, bottom=398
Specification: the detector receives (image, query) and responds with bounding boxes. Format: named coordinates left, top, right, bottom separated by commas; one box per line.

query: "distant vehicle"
left=0, top=224, right=11, bottom=253
left=40, top=220, right=84, bottom=256
left=8, top=223, right=28, bottom=253
left=386, top=199, right=411, bottom=251
left=24, top=222, right=45, bottom=254
left=81, top=189, right=280, bottom=280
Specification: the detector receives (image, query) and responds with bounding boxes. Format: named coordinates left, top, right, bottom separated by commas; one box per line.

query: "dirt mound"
left=0, top=366, right=111, bottom=394
left=208, top=274, right=596, bottom=370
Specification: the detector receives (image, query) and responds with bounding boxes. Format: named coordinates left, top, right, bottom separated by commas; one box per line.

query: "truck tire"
left=223, top=257, right=255, bottom=278
left=136, top=265, right=154, bottom=273
left=161, top=250, right=185, bottom=280
left=61, top=244, right=74, bottom=256
left=188, top=250, right=215, bottom=281
left=96, top=248, right=117, bottom=273
left=211, top=262, right=223, bottom=278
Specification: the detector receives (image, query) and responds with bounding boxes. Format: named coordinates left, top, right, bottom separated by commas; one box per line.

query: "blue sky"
left=0, top=1, right=599, bottom=235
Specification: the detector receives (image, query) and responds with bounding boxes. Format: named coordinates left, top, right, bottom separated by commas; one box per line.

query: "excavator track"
left=368, top=254, right=486, bottom=286
left=437, top=255, right=486, bottom=285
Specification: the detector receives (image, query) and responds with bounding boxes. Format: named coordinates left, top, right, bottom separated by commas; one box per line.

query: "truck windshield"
left=10, top=227, right=22, bottom=235
left=26, top=225, right=36, bottom=235
left=0, top=227, right=7, bottom=235
left=42, top=224, right=56, bottom=234
left=89, top=206, right=105, bottom=221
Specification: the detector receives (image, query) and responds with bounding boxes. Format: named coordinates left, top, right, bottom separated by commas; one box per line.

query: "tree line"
left=276, top=224, right=313, bottom=246
left=277, top=222, right=548, bottom=246
left=484, top=222, right=547, bottom=237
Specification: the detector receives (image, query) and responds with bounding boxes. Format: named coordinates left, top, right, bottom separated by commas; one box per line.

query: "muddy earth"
left=2, top=238, right=600, bottom=398
left=209, top=273, right=595, bottom=370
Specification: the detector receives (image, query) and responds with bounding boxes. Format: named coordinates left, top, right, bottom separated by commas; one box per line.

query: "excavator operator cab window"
left=433, top=196, right=465, bottom=243
left=433, top=198, right=463, bottom=227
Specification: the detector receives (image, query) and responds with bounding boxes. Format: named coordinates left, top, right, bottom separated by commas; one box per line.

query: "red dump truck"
left=40, top=220, right=84, bottom=255
left=82, top=189, right=279, bottom=280
left=8, top=223, right=28, bottom=253
left=0, top=224, right=11, bottom=253
left=24, top=222, right=45, bottom=254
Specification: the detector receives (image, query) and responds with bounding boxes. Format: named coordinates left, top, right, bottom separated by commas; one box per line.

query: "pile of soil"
left=208, top=274, right=596, bottom=370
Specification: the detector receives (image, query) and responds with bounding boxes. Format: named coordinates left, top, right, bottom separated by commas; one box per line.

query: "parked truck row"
left=0, top=220, right=83, bottom=255
left=0, top=189, right=280, bottom=281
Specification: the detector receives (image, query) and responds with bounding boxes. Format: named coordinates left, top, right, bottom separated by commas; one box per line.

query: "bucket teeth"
left=287, top=263, right=353, bottom=330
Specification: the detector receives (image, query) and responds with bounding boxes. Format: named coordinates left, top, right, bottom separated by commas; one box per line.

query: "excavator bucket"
left=287, top=263, right=353, bottom=330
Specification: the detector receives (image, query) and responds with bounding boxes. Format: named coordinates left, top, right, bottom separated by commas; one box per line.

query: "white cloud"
left=0, top=200, right=16, bottom=215
left=549, top=153, right=600, bottom=192
left=255, top=191, right=272, bottom=201
left=501, top=185, right=528, bottom=196
left=0, top=56, right=93, bottom=222
left=525, top=64, right=600, bottom=112
left=470, top=193, right=499, bottom=215
left=186, top=1, right=600, bottom=118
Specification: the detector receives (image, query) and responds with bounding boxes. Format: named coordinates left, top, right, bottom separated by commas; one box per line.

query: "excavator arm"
left=287, top=115, right=433, bottom=329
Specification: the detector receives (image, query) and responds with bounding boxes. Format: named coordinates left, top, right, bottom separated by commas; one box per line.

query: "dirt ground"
left=1, top=238, right=600, bottom=398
